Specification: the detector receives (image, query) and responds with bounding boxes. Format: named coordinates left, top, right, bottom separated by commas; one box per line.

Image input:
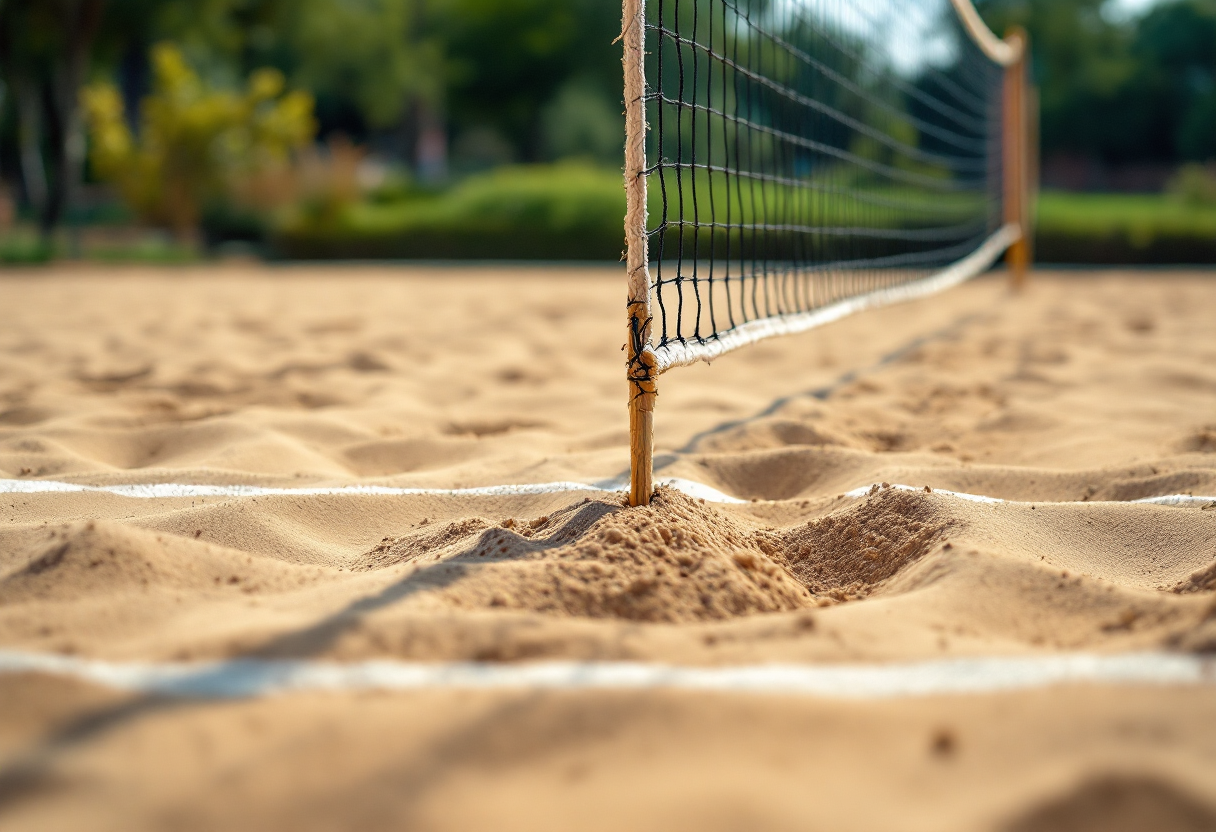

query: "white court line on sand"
left=1, top=477, right=1212, bottom=508
left=1, top=650, right=1213, bottom=700
left=0, top=476, right=746, bottom=504
left=841, top=483, right=1216, bottom=509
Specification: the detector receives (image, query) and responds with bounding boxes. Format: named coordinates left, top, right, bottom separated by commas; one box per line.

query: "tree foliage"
left=7, top=0, right=1216, bottom=240
left=426, top=0, right=621, bottom=164
left=289, top=0, right=440, bottom=129
left=81, top=43, right=314, bottom=236
left=979, top=0, right=1216, bottom=164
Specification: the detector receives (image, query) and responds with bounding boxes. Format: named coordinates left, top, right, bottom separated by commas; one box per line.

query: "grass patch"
left=0, top=227, right=200, bottom=266
left=1035, top=191, right=1216, bottom=264
left=85, top=236, right=200, bottom=265
left=0, top=231, right=54, bottom=265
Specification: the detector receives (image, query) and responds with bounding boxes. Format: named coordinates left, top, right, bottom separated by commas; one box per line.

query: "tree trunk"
left=15, top=76, right=48, bottom=219
left=37, top=0, right=105, bottom=240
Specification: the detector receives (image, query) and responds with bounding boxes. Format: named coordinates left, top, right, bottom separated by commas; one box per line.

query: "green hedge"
left=273, top=162, right=627, bottom=260
left=272, top=166, right=1216, bottom=264
left=0, top=233, right=53, bottom=265
left=1034, top=192, right=1216, bottom=264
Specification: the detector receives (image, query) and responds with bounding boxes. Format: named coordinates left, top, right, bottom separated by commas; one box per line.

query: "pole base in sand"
left=628, top=385, right=655, bottom=507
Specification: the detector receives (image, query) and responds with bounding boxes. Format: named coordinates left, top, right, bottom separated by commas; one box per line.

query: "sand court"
left=1, top=265, right=1215, bottom=829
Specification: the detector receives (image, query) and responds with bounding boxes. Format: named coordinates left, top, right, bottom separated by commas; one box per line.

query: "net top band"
left=948, top=0, right=1025, bottom=66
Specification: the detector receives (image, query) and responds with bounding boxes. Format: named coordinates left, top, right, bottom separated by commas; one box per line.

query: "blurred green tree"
left=427, top=0, right=622, bottom=165
left=1133, top=0, right=1216, bottom=161
left=978, top=0, right=1216, bottom=166
left=289, top=0, right=441, bottom=130
left=81, top=42, right=314, bottom=238
left=140, top=0, right=443, bottom=171
left=11, top=0, right=1216, bottom=240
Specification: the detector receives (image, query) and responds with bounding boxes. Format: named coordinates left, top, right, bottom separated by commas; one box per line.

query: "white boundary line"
left=841, top=483, right=1216, bottom=509
left=0, top=476, right=746, bottom=504
left=2, top=476, right=1211, bottom=509
left=0, top=650, right=1211, bottom=700
left=651, top=225, right=1020, bottom=372
left=0, top=478, right=614, bottom=500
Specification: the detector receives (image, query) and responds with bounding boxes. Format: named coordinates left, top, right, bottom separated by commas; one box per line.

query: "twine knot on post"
left=627, top=306, right=657, bottom=405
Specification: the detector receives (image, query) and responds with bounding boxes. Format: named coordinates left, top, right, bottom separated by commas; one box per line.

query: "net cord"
left=651, top=223, right=1019, bottom=372
left=948, top=0, right=1024, bottom=66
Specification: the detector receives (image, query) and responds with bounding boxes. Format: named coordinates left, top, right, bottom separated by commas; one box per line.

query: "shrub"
left=273, top=162, right=627, bottom=260
left=81, top=43, right=315, bottom=240
left=1166, top=164, right=1216, bottom=206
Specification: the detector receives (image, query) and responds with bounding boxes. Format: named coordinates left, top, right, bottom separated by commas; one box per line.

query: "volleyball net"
left=622, top=0, right=1032, bottom=505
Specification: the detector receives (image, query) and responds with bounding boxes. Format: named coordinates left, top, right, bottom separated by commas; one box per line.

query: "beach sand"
left=0, top=264, right=1214, bottom=830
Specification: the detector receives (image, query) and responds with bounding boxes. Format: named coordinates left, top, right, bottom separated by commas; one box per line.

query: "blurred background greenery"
left=0, top=0, right=1214, bottom=264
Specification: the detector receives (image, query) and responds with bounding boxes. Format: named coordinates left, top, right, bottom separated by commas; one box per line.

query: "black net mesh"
left=643, top=0, right=1005, bottom=357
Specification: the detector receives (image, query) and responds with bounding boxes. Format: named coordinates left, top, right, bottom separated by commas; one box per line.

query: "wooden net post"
left=623, top=0, right=655, bottom=507
left=1027, top=81, right=1040, bottom=267
left=1003, top=27, right=1030, bottom=290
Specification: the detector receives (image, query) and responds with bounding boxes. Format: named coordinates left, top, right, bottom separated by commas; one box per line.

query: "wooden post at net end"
left=1027, top=81, right=1040, bottom=268
left=1003, top=27, right=1031, bottom=290
left=623, top=0, right=655, bottom=507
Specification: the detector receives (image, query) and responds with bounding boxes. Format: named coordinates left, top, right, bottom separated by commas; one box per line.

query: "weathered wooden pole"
left=623, top=0, right=655, bottom=506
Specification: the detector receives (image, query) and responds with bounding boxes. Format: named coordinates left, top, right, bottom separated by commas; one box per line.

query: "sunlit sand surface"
left=1, top=264, right=1214, bottom=830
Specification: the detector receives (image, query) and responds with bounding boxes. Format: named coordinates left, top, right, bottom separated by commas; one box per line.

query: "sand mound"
left=360, top=488, right=815, bottom=622
left=342, top=482, right=1216, bottom=652
left=0, top=521, right=313, bottom=603
left=1099, top=469, right=1216, bottom=502
left=1001, top=775, right=1216, bottom=832
left=357, top=517, right=494, bottom=570
left=1174, top=559, right=1216, bottom=594
left=697, top=418, right=852, bottom=453
left=779, top=486, right=950, bottom=600
left=356, top=487, right=959, bottom=621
